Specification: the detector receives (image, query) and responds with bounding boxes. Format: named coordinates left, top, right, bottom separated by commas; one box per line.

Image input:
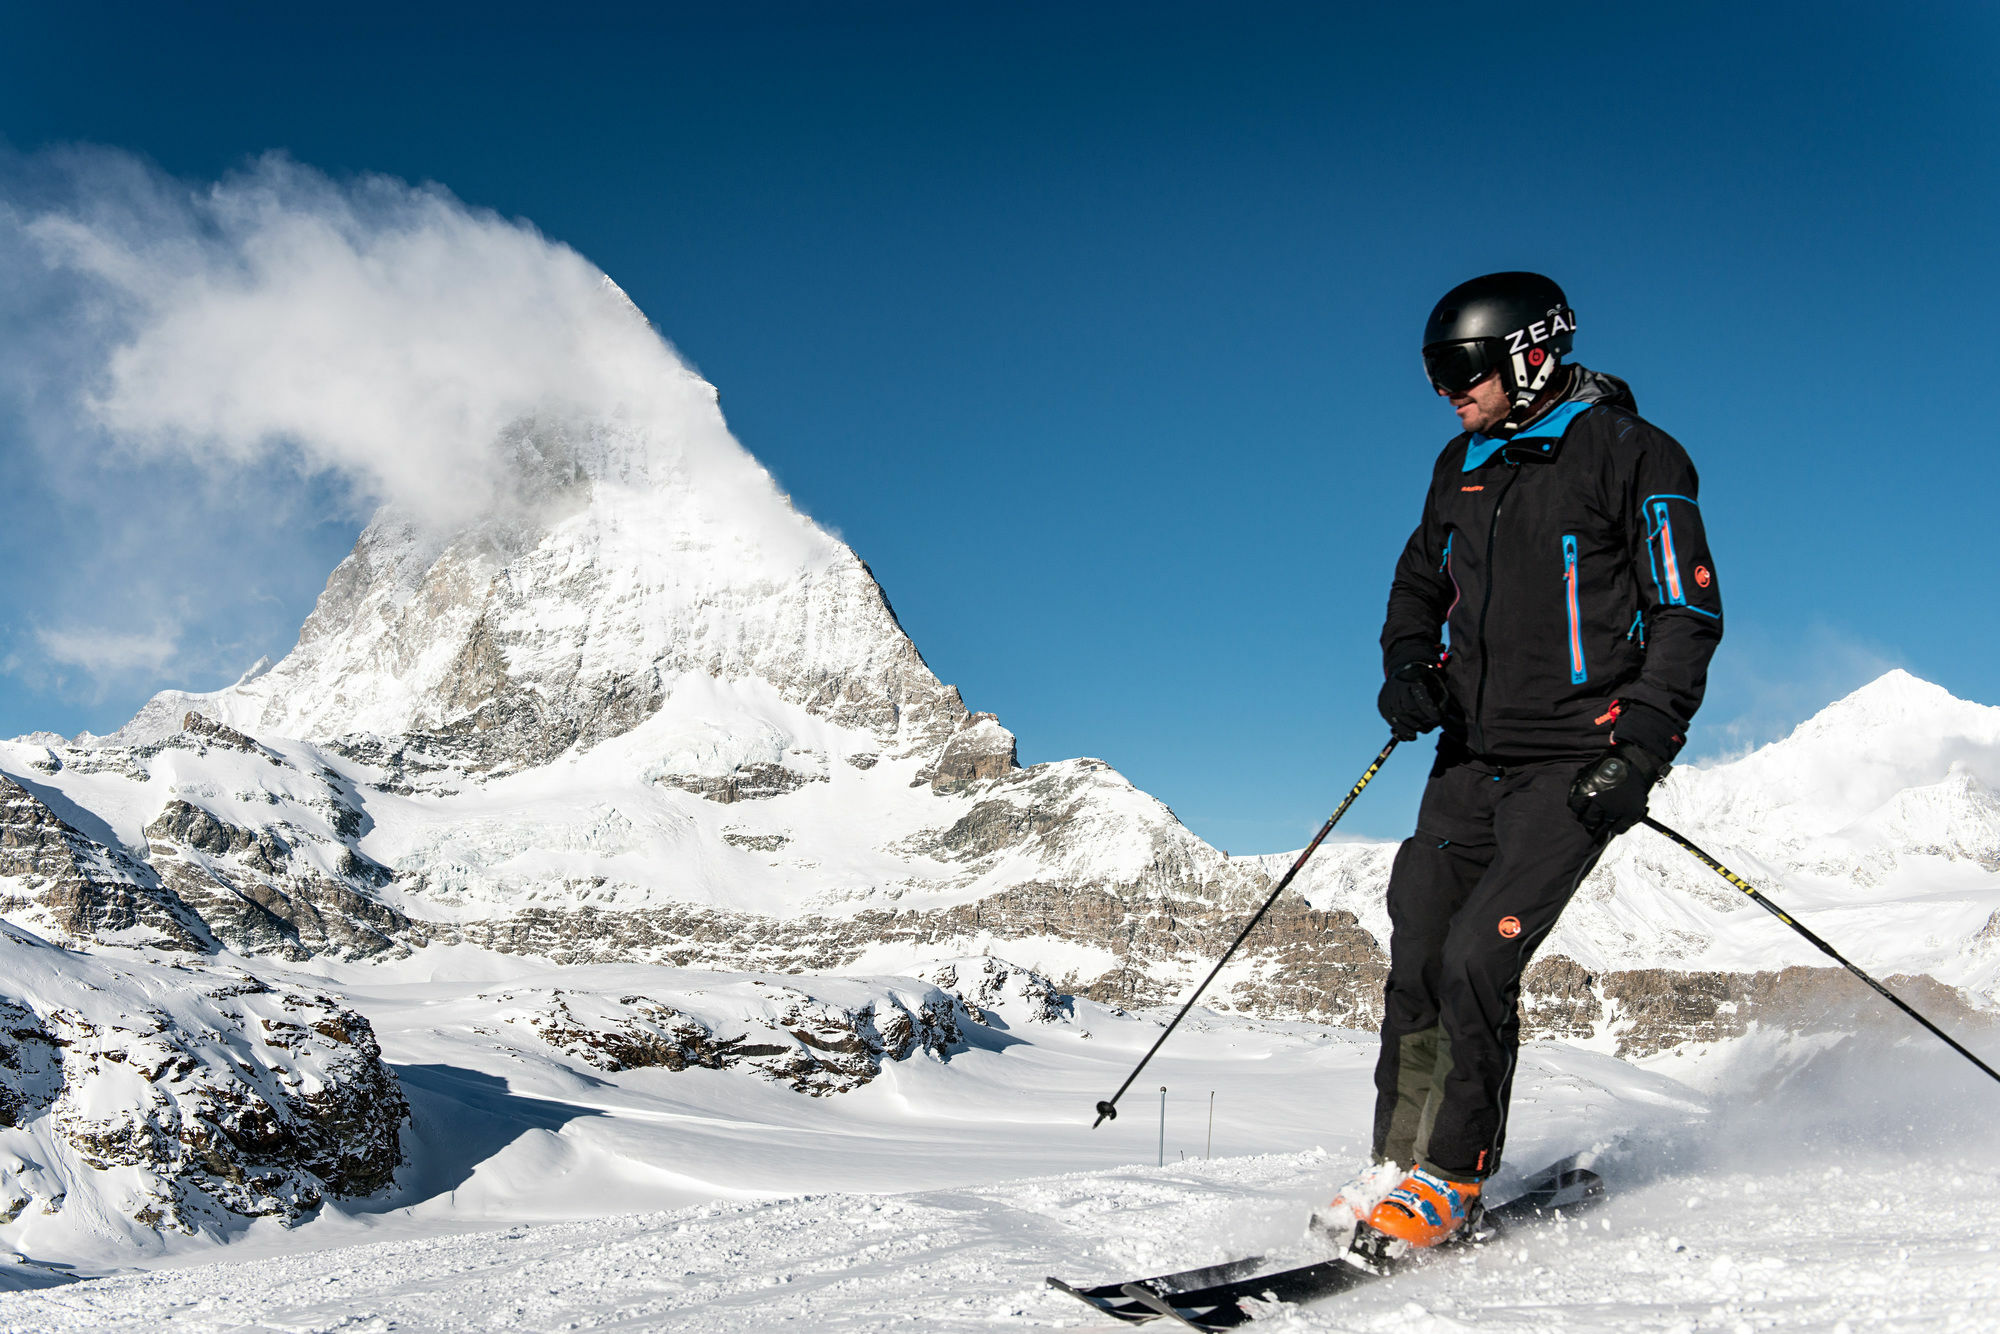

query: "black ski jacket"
left=1379, top=366, right=1723, bottom=761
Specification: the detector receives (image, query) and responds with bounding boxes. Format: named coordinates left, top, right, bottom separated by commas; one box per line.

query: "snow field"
left=18, top=949, right=1992, bottom=1331
left=5, top=1151, right=1993, bottom=1330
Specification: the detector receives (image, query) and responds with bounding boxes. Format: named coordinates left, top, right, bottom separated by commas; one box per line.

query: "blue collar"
left=1461, top=400, right=1594, bottom=472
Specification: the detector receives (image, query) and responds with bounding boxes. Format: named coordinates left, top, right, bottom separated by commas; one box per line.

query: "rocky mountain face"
left=0, top=925, right=404, bottom=1239
left=0, top=774, right=211, bottom=954
left=103, top=409, right=969, bottom=786
left=5, top=297, right=1997, bottom=1240
left=483, top=973, right=966, bottom=1095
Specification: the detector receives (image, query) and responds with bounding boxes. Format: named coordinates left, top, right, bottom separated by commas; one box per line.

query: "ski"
left=1047, top=1157, right=1603, bottom=1328
left=1045, top=1255, right=1269, bottom=1323
left=1120, top=1165, right=1603, bottom=1330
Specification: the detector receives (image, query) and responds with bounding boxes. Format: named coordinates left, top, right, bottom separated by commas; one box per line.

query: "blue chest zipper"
left=1563, top=534, right=1586, bottom=684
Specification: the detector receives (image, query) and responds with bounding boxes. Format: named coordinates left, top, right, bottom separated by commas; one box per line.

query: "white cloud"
left=13, top=152, right=714, bottom=533
left=35, top=624, right=180, bottom=676
left=0, top=149, right=815, bottom=721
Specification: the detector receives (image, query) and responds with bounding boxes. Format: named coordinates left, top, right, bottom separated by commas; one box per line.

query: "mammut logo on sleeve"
left=1460, top=485, right=1484, bottom=492
left=1695, top=565, right=1712, bottom=588
left=1497, top=916, right=1521, bottom=939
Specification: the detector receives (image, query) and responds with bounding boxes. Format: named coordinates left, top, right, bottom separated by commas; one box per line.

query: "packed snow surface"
left=0, top=945, right=1994, bottom=1331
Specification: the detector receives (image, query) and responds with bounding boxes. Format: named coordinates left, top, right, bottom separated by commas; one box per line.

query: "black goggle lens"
left=1422, top=340, right=1500, bottom=395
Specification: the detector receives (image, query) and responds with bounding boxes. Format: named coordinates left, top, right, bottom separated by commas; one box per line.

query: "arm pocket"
left=1643, top=494, right=1722, bottom=620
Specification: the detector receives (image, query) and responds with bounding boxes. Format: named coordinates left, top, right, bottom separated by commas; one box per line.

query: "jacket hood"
left=1561, top=364, right=1635, bottom=414
left=1491, top=364, right=1635, bottom=436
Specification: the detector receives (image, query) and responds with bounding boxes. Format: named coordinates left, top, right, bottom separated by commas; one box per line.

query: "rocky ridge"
left=0, top=925, right=404, bottom=1239
left=13, top=673, right=2000, bottom=1069
left=486, top=975, right=966, bottom=1095
left=0, top=775, right=211, bottom=955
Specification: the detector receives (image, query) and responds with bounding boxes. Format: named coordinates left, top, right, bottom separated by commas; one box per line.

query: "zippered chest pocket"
left=1562, top=533, right=1586, bottom=684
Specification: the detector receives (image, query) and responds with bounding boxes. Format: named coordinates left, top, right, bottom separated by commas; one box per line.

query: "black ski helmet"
left=1421, top=272, right=1575, bottom=422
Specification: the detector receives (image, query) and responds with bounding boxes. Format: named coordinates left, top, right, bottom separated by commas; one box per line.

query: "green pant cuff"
left=1416, top=1153, right=1495, bottom=1184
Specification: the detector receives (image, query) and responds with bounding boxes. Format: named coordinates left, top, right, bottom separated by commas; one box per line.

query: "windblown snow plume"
left=0, top=149, right=824, bottom=700
left=7, top=149, right=783, bottom=534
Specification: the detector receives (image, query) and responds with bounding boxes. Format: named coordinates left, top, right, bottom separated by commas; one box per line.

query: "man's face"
left=1443, top=372, right=1511, bottom=433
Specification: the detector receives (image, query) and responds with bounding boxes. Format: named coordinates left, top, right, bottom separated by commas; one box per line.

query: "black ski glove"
left=1567, top=742, right=1670, bottom=839
left=1610, top=700, right=1686, bottom=762
left=1377, top=653, right=1447, bottom=743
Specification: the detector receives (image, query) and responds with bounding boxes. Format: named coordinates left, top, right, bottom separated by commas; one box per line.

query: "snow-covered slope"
left=0, top=944, right=1991, bottom=1330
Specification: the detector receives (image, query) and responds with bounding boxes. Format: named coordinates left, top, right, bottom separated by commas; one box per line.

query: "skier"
left=1324, top=272, right=1724, bottom=1248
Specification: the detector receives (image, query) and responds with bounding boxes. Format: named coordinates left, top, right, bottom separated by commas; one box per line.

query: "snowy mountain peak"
left=102, top=351, right=970, bottom=777
left=1790, top=668, right=1995, bottom=743
left=1680, top=670, right=2000, bottom=838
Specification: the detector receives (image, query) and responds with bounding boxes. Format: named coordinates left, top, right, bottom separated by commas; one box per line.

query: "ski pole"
left=1643, top=815, right=2000, bottom=1088
left=1092, top=737, right=1399, bottom=1127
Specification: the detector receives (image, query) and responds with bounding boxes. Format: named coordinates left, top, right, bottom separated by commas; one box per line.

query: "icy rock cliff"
left=0, top=926, right=404, bottom=1238
left=482, top=974, right=966, bottom=1094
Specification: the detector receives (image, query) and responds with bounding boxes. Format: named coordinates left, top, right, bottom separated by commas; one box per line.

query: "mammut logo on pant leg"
left=1497, top=916, right=1521, bottom=938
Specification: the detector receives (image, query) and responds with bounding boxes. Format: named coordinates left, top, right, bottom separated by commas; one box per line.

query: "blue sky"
left=1, top=2, right=1995, bottom=846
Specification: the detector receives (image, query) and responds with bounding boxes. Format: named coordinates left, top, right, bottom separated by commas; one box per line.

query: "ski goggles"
left=1421, top=338, right=1505, bottom=396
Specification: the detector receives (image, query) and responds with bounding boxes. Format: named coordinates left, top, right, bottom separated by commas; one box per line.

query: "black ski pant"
left=1371, top=746, right=1608, bottom=1182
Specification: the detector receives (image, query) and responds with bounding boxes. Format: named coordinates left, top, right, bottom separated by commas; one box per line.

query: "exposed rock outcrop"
left=180, top=712, right=270, bottom=758
left=491, top=978, right=963, bottom=1095
left=653, top=764, right=821, bottom=804
left=927, top=713, right=1019, bottom=794
left=1521, top=956, right=1605, bottom=1040
left=0, top=930, right=406, bottom=1235
left=1598, top=964, right=1993, bottom=1058
left=917, top=956, right=1073, bottom=1026
left=144, top=798, right=421, bottom=961
left=0, top=777, right=211, bottom=953
left=451, top=877, right=1383, bottom=1025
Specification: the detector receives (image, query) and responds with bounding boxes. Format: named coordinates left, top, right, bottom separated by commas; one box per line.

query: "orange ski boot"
left=1308, top=1159, right=1406, bottom=1246
left=1361, top=1165, right=1483, bottom=1248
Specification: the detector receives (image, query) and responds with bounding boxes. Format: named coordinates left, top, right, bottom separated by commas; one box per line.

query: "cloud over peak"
left=14, top=152, right=698, bottom=533
left=0, top=150, right=810, bottom=722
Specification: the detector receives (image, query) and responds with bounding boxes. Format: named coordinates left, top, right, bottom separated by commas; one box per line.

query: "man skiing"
left=1326, top=272, right=1724, bottom=1249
